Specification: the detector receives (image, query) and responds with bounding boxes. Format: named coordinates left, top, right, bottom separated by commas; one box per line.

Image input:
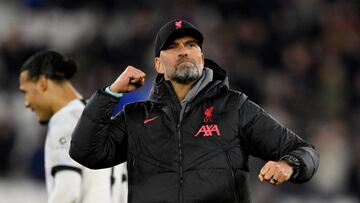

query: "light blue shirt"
left=105, top=86, right=123, bottom=98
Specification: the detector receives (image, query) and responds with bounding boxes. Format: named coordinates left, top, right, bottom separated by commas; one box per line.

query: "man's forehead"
left=19, top=70, right=36, bottom=84
left=20, top=70, right=31, bottom=80
left=19, top=72, right=28, bottom=91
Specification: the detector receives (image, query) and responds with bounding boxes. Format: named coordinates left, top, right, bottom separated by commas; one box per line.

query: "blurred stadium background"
left=0, top=0, right=359, bottom=202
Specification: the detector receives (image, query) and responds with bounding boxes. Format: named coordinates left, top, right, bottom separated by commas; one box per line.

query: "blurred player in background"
left=19, top=50, right=127, bottom=203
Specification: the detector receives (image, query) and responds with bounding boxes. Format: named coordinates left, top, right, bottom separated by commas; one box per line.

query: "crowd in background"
left=0, top=0, right=359, bottom=202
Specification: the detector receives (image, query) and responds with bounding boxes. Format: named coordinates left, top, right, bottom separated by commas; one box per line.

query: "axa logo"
left=194, top=106, right=221, bottom=137
left=195, top=125, right=221, bottom=137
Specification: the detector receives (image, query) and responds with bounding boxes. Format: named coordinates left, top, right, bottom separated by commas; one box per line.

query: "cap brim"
left=160, top=28, right=203, bottom=52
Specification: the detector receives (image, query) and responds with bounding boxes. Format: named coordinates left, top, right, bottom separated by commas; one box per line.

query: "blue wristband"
left=105, top=86, right=123, bottom=98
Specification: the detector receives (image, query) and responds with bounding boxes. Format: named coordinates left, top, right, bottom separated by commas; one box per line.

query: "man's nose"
left=178, top=46, right=189, bottom=57
left=178, top=52, right=188, bottom=57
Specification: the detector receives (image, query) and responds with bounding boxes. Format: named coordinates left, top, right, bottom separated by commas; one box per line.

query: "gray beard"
left=166, top=60, right=203, bottom=84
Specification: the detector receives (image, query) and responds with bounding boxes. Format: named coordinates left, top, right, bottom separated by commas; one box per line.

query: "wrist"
left=280, top=155, right=300, bottom=179
left=105, top=86, right=123, bottom=98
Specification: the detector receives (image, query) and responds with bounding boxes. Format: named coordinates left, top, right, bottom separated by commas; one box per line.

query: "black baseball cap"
left=154, top=19, right=204, bottom=57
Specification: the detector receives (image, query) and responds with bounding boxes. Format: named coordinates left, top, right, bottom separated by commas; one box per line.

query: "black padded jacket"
left=70, top=59, right=319, bottom=203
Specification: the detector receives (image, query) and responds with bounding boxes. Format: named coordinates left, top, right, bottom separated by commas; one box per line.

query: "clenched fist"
left=110, top=66, right=146, bottom=93
left=258, top=160, right=294, bottom=186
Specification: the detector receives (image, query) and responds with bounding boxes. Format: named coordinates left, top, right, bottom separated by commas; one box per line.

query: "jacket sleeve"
left=69, top=89, right=127, bottom=169
left=238, top=95, right=319, bottom=183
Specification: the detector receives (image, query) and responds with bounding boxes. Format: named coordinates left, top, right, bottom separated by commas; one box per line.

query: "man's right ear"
left=37, top=75, right=48, bottom=92
left=154, top=57, right=164, bottom=74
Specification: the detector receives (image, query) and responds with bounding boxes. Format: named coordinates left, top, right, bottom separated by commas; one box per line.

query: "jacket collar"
left=149, top=59, right=229, bottom=104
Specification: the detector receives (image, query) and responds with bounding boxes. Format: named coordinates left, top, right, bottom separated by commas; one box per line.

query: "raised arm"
left=69, top=66, right=145, bottom=169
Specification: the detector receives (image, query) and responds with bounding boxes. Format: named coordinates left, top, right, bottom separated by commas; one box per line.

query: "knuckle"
left=278, top=171, right=285, bottom=176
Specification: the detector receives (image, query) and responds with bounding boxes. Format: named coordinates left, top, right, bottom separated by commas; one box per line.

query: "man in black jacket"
left=70, top=19, right=319, bottom=203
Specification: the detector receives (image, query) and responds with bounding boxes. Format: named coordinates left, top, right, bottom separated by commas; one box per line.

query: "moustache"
left=175, top=57, right=195, bottom=67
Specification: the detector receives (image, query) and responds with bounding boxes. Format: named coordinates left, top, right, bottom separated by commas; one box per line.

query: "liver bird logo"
left=204, top=106, right=214, bottom=122
left=175, top=20, right=182, bottom=29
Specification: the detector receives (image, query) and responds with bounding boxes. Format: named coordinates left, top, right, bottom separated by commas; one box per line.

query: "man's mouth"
left=176, top=58, right=194, bottom=66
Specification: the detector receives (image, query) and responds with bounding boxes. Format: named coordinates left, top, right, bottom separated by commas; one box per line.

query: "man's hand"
left=258, top=160, right=294, bottom=186
left=110, top=66, right=146, bottom=93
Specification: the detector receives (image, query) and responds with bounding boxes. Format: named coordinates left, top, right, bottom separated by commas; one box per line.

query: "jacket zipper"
left=225, top=152, right=240, bottom=203
left=177, top=123, right=183, bottom=203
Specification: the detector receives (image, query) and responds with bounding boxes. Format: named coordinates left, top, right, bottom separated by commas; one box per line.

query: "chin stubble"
left=167, top=59, right=203, bottom=84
